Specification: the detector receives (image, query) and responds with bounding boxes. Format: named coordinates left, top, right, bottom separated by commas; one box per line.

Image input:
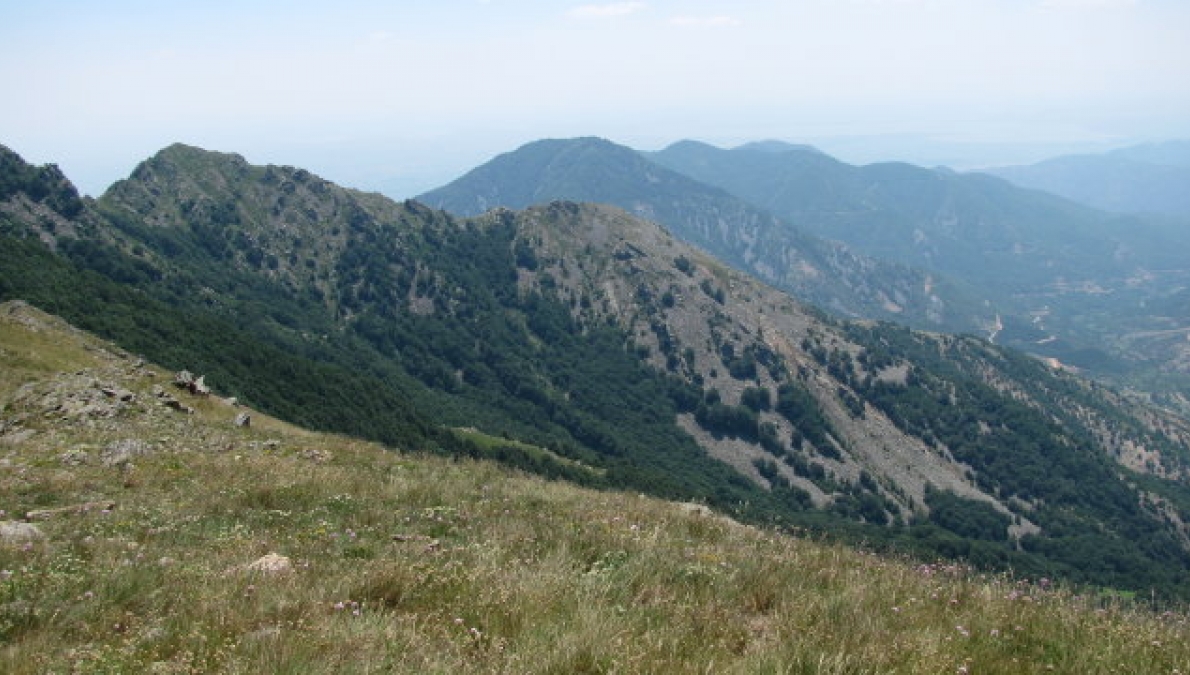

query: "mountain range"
left=984, top=140, right=1190, bottom=217
left=3, top=141, right=1190, bottom=597
left=419, top=136, right=1190, bottom=407
left=645, top=139, right=1190, bottom=404
left=418, top=137, right=993, bottom=335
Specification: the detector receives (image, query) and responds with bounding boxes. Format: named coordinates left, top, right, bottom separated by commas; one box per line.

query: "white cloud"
left=568, top=2, right=646, bottom=19
left=669, top=15, right=741, bottom=28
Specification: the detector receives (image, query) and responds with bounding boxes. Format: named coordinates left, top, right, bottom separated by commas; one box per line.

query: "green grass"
left=451, top=426, right=606, bottom=479
left=2, top=303, right=1190, bottom=674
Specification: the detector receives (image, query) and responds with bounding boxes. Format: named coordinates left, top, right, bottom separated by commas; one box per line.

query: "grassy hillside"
left=2, top=302, right=1190, bottom=674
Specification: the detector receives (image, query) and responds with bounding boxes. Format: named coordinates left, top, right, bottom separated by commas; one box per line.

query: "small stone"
left=100, top=387, right=136, bottom=402
left=60, top=448, right=91, bottom=466
left=162, top=398, right=194, bottom=415
left=233, top=412, right=251, bottom=428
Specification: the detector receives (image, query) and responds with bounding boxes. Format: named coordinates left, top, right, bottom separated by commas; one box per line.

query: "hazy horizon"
left=4, top=0, right=1188, bottom=198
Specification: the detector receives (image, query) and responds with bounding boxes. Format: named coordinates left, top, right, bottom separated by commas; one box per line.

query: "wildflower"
left=956, top=666, right=969, bottom=675
left=891, top=606, right=901, bottom=614
left=333, top=601, right=345, bottom=611
left=454, top=617, right=465, bottom=625
left=956, top=625, right=970, bottom=638
left=989, top=628, right=1000, bottom=637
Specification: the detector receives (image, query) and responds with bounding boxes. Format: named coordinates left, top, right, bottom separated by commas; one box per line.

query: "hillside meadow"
left=1, top=302, right=1189, bottom=673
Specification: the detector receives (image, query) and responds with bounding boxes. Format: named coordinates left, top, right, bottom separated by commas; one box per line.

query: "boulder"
left=245, top=553, right=293, bottom=575
left=173, top=370, right=195, bottom=389
left=234, top=412, right=251, bottom=428
left=101, top=438, right=153, bottom=467
left=0, top=521, right=46, bottom=545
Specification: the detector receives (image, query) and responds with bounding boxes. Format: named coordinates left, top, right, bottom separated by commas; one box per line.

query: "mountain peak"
left=735, top=139, right=824, bottom=156
left=0, top=142, right=86, bottom=220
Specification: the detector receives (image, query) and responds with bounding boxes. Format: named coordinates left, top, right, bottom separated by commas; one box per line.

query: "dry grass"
left=2, top=301, right=1189, bottom=674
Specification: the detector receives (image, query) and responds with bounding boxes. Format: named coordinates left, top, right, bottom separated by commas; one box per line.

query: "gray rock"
left=100, top=387, right=136, bottom=402
left=101, top=438, right=153, bottom=467
left=244, top=553, right=293, bottom=575
left=59, top=447, right=91, bottom=466
left=233, top=412, right=251, bottom=428
left=0, top=521, right=46, bottom=545
left=161, top=398, right=194, bottom=414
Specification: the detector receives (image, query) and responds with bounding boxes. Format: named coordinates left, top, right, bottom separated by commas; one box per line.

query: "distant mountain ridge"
left=983, top=140, right=1190, bottom=216
left=418, top=137, right=994, bottom=334
left=5, top=141, right=1190, bottom=596
left=647, top=139, right=1190, bottom=405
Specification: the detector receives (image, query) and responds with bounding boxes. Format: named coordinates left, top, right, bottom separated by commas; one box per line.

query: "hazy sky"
left=3, top=0, right=1189, bottom=197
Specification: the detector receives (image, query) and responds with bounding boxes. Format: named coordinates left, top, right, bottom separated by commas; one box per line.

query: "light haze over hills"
left=2, top=1, right=1188, bottom=198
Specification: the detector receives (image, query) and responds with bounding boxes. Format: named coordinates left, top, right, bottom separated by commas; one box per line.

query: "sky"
left=3, top=0, right=1189, bottom=198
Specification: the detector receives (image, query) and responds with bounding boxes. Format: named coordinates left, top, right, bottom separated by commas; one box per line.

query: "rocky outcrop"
left=173, top=370, right=210, bottom=396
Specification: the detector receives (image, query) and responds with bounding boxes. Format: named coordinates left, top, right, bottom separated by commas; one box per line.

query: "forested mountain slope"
left=419, top=137, right=994, bottom=335
left=3, top=142, right=1190, bottom=596
left=650, top=139, right=1190, bottom=407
